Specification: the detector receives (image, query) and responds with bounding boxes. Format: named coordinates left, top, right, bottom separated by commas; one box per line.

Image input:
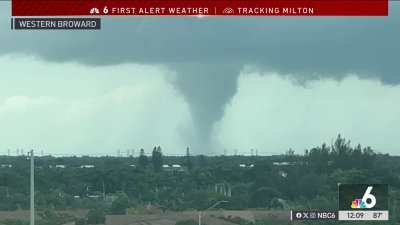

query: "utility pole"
left=29, top=150, right=35, bottom=225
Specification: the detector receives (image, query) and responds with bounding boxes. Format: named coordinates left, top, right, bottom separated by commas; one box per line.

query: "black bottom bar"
left=291, top=210, right=338, bottom=221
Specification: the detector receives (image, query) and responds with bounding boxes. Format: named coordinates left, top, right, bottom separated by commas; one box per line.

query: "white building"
left=80, top=165, right=95, bottom=168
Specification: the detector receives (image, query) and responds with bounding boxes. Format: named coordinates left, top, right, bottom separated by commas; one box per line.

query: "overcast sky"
left=0, top=2, right=399, bottom=156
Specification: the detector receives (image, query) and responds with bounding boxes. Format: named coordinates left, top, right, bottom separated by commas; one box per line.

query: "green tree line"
left=0, top=136, right=399, bottom=222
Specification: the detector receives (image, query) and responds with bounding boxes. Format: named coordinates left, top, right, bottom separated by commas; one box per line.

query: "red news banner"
left=12, top=0, right=388, bottom=16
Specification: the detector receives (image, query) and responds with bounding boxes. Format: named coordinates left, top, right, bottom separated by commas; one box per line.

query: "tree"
left=0, top=136, right=393, bottom=214
left=3, top=219, right=28, bottom=225
left=362, top=146, right=376, bottom=170
left=36, top=209, right=74, bottom=225
left=286, top=148, right=296, bottom=164
left=198, top=155, right=207, bottom=167
left=89, top=169, right=116, bottom=197
left=308, top=143, right=330, bottom=173
left=152, top=146, right=163, bottom=173
left=111, top=194, right=130, bottom=215
left=332, top=134, right=352, bottom=169
left=139, top=149, right=149, bottom=168
left=75, top=218, right=86, bottom=225
left=185, top=147, right=193, bottom=171
left=251, top=187, right=281, bottom=208
left=86, top=209, right=106, bottom=224
left=228, top=183, right=251, bottom=209
left=351, top=144, right=363, bottom=169
left=329, top=168, right=373, bottom=184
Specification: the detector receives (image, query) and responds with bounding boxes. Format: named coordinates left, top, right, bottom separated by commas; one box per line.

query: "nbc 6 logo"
left=362, top=186, right=376, bottom=208
left=340, top=184, right=387, bottom=212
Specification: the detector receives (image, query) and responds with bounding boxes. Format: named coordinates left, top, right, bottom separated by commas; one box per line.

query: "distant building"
left=56, top=165, right=66, bottom=168
left=163, top=164, right=188, bottom=173
left=239, top=164, right=254, bottom=168
left=80, top=165, right=94, bottom=168
left=273, top=161, right=291, bottom=166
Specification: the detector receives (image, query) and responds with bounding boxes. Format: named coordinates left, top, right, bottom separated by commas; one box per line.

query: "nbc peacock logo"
left=351, top=186, right=376, bottom=209
left=351, top=199, right=366, bottom=208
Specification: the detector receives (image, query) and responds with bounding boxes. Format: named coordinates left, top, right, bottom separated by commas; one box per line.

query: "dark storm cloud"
left=2, top=13, right=399, bottom=82
left=1, top=2, right=399, bottom=151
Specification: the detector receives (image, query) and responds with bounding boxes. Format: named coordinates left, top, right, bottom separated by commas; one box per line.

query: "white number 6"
left=362, top=186, right=376, bottom=208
